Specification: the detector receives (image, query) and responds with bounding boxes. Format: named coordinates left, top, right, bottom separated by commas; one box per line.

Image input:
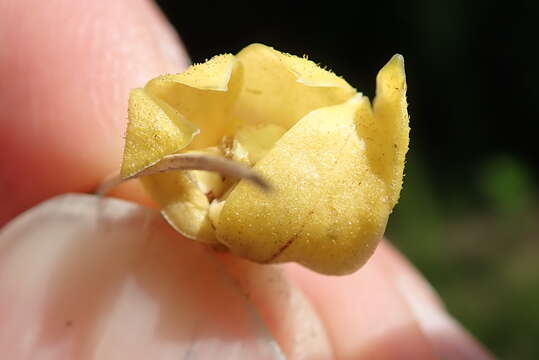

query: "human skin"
left=0, top=0, right=495, bottom=358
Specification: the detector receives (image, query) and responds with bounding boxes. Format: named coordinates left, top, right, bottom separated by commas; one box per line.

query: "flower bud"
left=121, top=44, right=409, bottom=275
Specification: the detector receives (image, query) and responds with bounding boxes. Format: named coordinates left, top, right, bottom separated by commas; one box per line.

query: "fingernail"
left=0, top=195, right=285, bottom=359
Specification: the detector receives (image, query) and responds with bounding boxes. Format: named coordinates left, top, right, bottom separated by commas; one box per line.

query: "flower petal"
left=217, top=56, right=409, bottom=274
left=122, top=55, right=243, bottom=242
left=233, top=124, right=287, bottom=165
left=371, top=54, right=410, bottom=207
left=217, top=95, right=389, bottom=275
left=144, top=54, right=242, bottom=149
left=140, top=172, right=216, bottom=243
left=233, top=44, right=357, bottom=129
left=121, top=88, right=199, bottom=178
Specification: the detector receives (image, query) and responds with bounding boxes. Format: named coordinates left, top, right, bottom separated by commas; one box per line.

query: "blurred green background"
left=157, top=0, right=538, bottom=358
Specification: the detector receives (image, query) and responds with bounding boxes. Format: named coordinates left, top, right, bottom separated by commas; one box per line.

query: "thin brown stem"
left=95, top=153, right=271, bottom=196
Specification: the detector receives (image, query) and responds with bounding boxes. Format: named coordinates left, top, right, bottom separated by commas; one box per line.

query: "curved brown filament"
left=95, top=154, right=271, bottom=196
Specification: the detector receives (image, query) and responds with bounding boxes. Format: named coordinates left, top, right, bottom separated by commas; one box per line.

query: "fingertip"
left=379, top=243, right=497, bottom=360
left=0, top=0, right=189, bottom=226
left=285, top=246, right=438, bottom=359
left=286, top=241, right=495, bottom=359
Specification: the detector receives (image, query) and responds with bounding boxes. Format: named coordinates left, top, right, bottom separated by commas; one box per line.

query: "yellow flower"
left=121, top=44, right=409, bottom=275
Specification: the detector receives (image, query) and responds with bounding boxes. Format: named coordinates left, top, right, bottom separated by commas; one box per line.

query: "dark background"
left=156, top=0, right=539, bottom=358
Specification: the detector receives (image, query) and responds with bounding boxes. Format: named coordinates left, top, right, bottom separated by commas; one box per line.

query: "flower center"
left=184, top=123, right=286, bottom=229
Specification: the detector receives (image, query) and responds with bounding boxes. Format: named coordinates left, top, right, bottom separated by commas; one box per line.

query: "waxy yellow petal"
left=216, top=55, right=409, bottom=275
left=141, top=172, right=216, bottom=243
left=233, top=124, right=287, bottom=165
left=145, top=54, right=242, bottom=149
left=217, top=95, right=391, bottom=275
left=119, top=43, right=409, bottom=275
left=372, top=54, right=409, bottom=207
left=233, top=44, right=357, bottom=129
left=121, top=53, right=241, bottom=178
left=123, top=55, right=243, bottom=241
left=121, top=88, right=198, bottom=178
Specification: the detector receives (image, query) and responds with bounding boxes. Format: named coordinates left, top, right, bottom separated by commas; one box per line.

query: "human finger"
left=286, top=241, right=496, bottom=359
left=0, top=195, right=284, bottom=359
left=0, top=0, right=189, bottom=226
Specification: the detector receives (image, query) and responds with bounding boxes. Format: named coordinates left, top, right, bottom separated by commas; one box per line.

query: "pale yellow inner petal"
left=141, top=171, right=217, bottom=243
left=145, top=54, right=243, bottom=149
left=184, top=147, right=227, bottom=198
left=233, top=43, right=357, bottom=129
left=233, top=124, right=287, bottom=165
